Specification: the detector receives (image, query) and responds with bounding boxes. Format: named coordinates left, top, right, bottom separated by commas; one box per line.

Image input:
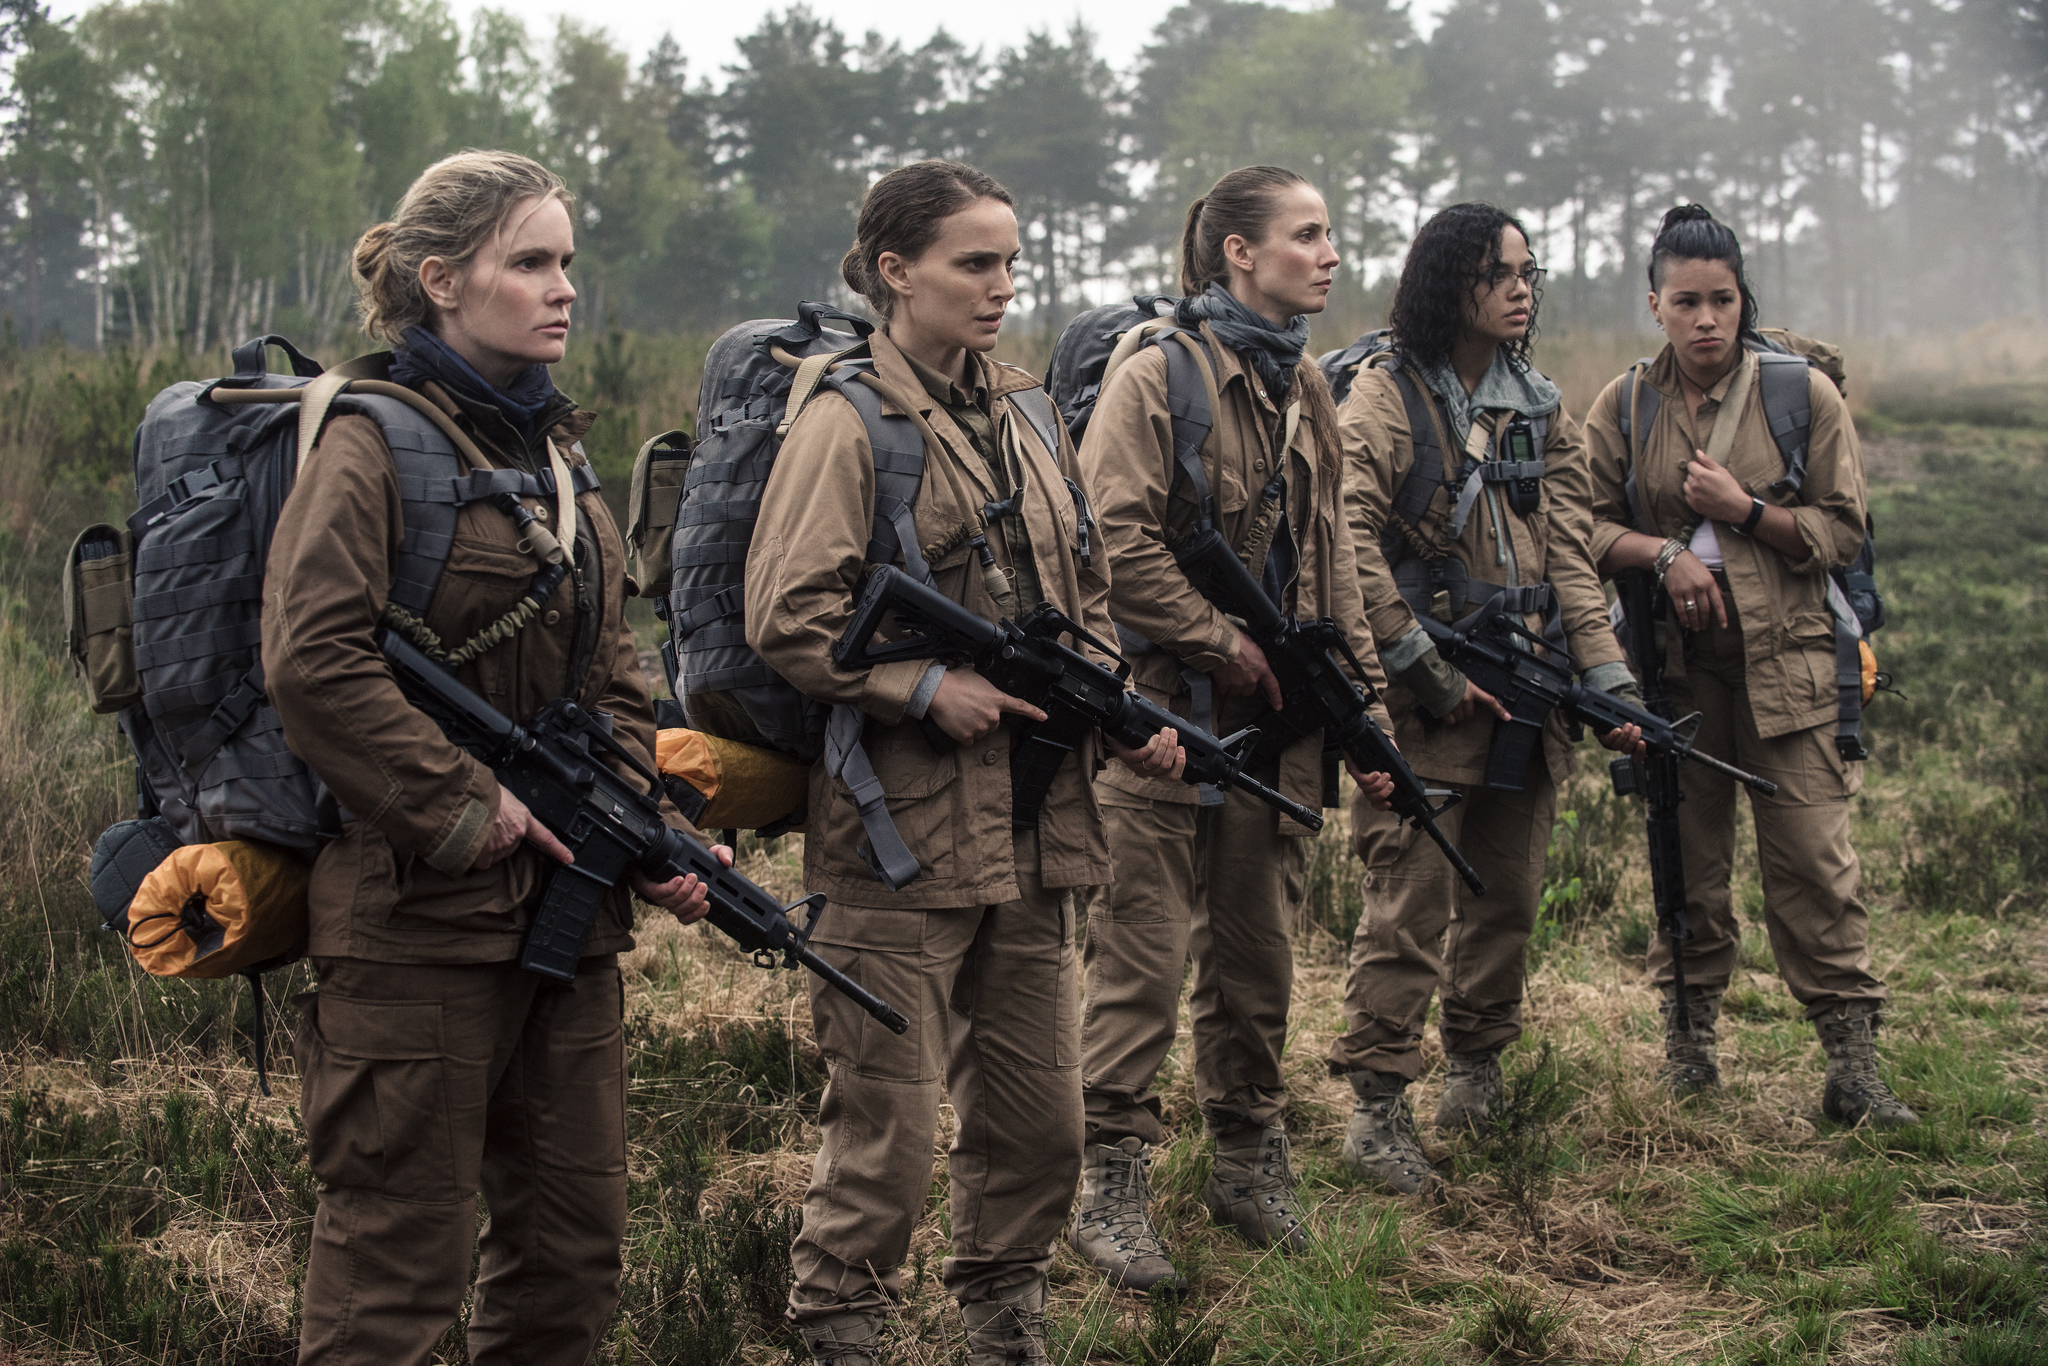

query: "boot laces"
left=1083, top=1149, right=1166, bottom=1256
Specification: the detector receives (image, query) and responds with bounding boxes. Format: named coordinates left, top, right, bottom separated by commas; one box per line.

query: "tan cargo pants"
left=1079, top=782, right=1308, bottom=1144
left=787, top=833, right=1082, bottom=1322
left=296, top=955, right=627, bottom=1366
left=1652, top=603, right=1886, bottom=1015
left=1325, top=760, right=1555, bottom=1081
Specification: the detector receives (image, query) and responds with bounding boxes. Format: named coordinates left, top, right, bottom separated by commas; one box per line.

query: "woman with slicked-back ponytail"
left=1067, top=166, right=1396, bottom=1290
left=263, top=149, right=727, bottom=1362
left=1581, top=204, right=1914, bottom=1129
left=744, top=159, right=1183, bottom=1364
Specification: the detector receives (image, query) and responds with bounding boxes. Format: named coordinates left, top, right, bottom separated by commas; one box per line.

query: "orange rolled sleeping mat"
left=125, top=840, right=311, bottom=979
left=655, top=729, right=810, bottom=832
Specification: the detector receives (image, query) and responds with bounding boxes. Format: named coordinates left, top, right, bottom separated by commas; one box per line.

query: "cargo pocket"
left=300, top=993, right=456, bottom=1202
left=63, top=524, right=139, bottom=714
left=625, top=429, right=692, bottom=598
left=826, top=740, right=961, bottom=886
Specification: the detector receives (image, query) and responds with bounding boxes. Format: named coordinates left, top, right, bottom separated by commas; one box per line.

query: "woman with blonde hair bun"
left=263, top=148, right=728, bottom=1362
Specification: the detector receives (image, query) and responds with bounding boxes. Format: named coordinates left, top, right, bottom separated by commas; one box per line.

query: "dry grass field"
left=2, top=324, right=2045, bottom=1363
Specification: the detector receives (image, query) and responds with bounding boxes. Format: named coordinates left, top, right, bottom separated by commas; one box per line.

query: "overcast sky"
left=49, top=0, right=1450, bottom=78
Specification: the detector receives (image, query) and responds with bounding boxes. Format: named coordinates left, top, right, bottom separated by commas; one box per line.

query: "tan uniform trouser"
left=1651, top=592, right=1885, bottom=1016
left=296, top=955, right=627, bottom=1366
left=1326, top=756, right=1555, bottom=1080
left=788, top=833, right=1081, bottom=1322
left=1079, top=783, right=1308, bottom=1145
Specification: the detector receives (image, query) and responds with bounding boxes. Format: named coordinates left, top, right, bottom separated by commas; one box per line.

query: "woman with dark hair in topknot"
left=1581, top=204, right=1913, bottom=1128
left=1322, top=202, right=1644, bottom=1196
left=745, top=159, right=1182, bottom=1365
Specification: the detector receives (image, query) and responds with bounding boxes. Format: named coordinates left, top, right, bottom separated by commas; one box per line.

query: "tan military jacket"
left=1583, top=345, right=1868, bottom=740
left=1341, top=361, right=1622, bottom=788
left=746, top=333, right=1114, bottom=908
left=1079, top=322, right=1386, bottom=829
left=265, top=378, right=670, bottom=964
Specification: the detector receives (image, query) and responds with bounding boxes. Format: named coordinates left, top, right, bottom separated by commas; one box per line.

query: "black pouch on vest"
left=1498, top=416, right=1544, bottom=517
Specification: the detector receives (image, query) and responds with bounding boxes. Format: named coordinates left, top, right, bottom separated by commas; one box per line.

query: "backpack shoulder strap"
left=1150, top=326, right=1218, bottom=532
left=820, top=360, right=933, bottom=586
left=1617, top=360, right=1660, bottom=536
left=1383, top=362, right=1452, bottom=540
left=1005, top=385, right=1065, bottom=463
left=1754, top=349, right=1815, bottom=496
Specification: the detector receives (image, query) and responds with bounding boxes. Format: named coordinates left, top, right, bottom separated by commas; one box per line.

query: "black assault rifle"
left=1612, top=570, right=1705, bottom=1032
left=1413, top=598, right=1779, bottom=799
left=381, top=631, right=910, bottom=1034
left=1169, top=528, right=1486, bottom=895
left=830, top=565, right=1324, bottom=833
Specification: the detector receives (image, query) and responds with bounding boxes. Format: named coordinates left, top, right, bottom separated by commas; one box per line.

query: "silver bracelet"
left=1652, top=536, right=1688, bottom=590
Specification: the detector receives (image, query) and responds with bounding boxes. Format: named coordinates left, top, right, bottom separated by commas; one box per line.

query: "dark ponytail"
left=1179, top=165, right=1311, bottom=296
left=842, top=160, right=1014, bottom=319
left=1648, top=203, right=1760, bottom=338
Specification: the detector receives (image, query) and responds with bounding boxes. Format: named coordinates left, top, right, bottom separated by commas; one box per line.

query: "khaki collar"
left=1646, top=343, right=1750, bottom=408
left=902, top=347, right=991, bottom=414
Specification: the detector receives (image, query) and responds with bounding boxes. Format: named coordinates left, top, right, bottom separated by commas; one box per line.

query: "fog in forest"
left=2, top=0, right=2043, bottom=352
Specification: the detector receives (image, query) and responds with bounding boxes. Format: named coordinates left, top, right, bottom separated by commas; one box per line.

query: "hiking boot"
left=1434, top=1048, right=1505, bottom=1131
left=797, top=1311, right=884, bottom=1366
left=1070, top=1137, right=1187, bottom=1295
left=1341, top=1070, right=1440, bottom=1195
left=961, top=1283, right=1049, bottom=1366
left=1816, top=1000, right=1918, bottom=1128
left=1202, top=1126, right=1313, bottom=1252
left=1660, top=987, right=1723, bottom=1098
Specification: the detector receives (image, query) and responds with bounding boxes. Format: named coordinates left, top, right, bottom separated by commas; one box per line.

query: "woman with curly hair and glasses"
left=1322, top=202, right=1642, bottom=1194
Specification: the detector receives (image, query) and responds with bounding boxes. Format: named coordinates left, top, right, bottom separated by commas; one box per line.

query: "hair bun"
left=1660, top=203, right=1717, bottom=232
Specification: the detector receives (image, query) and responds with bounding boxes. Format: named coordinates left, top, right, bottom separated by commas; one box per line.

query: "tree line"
left=2, top=0, right=2043, bottom=354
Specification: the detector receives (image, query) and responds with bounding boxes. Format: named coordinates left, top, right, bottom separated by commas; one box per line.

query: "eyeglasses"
left=1479, top=264, right=1547, bottom=290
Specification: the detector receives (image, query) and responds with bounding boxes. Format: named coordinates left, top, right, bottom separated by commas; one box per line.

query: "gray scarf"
left=1414, top=351, right=1561, bottom=448
left=1177, top=284, right=1309, bottom=401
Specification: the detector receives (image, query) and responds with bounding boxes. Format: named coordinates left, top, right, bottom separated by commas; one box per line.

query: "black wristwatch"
left=1733, top=497, right=1766, bottom=536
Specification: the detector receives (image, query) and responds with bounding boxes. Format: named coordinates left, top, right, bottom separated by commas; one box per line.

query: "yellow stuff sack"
left=656, top=728, right=811, bottom=832
left=125, top=840, right=311, bottom=979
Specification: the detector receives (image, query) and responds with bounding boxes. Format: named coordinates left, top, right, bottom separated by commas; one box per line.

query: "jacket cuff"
left=856, top=657, right=931, bottom=726
left=1582, top=660, right=1641, bottom=703
left=1175, top=618, right=1240, bottom=677
left=1396, top=650, right=1468, bottom=719
left=1787, top=507, right=1844, bottom=574
left=425, top=795, right=494, bottom=875
left=1380, top=624, right=1437, bottom=678
left=905, top=664, right=947, bottom=720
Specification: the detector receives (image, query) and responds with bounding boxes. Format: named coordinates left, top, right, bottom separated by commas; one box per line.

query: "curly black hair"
left=1387, top=202, right=1540, bottom=371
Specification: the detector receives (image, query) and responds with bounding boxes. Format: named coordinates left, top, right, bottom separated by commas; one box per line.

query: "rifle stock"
left=381, top=631, right=910, bottom=1034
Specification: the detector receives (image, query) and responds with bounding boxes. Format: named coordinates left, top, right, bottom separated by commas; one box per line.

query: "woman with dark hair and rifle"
left=1070, top=165, right=1396, bottom=1292
left=1323, top=202, right=1642, bottom=1195
left=745, top=159, right=1183, bottom=1366
left=1582, top=204, right=1913, bottom=1128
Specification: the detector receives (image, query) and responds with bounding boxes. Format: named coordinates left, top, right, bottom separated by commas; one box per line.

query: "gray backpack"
left=73, top=333, right=592, bottom=863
